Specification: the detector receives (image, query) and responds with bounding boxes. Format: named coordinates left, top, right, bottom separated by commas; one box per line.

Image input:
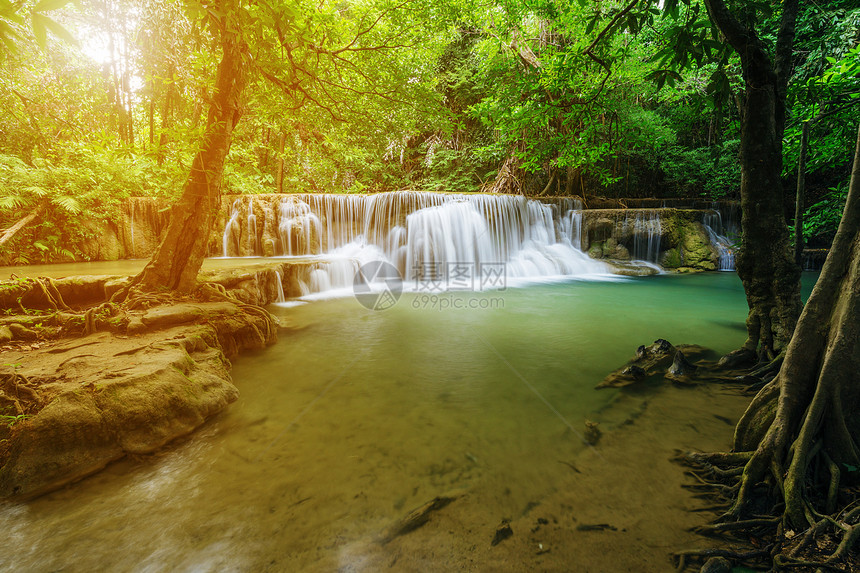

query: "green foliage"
left=803, top=180, right=849, bottom=244
left=0, top=413, right=28, bottom=427
left=0, top=145, right=182, bottom=264
left=660, top=140, right=741, bottom=198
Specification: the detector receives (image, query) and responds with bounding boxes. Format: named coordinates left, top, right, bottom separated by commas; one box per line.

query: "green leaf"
left=41, top=14, right=76, bottom=45
left=53, top=195, right=81, bottom=214
left=31, top=12, right=48, bottom=49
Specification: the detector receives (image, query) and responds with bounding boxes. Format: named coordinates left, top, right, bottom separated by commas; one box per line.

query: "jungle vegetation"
left=1, top=0, right=860, bottom=568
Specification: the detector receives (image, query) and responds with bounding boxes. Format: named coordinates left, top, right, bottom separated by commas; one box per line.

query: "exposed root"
left=691, top=517, right=780, bottom=536
left=673, top=546, right=771, bottom=572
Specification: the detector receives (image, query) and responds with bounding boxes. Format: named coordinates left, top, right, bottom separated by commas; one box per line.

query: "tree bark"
left=731, top=125, right=860, bottom=532
left=704, top=0, right=801, bottom=362
left=131, top=25, right=247, bottom=293
left=794, top=121, right=809, bottom=266
left=0, top=205, right=43, bottom=247
left=276, top=131, right=286, bottom=193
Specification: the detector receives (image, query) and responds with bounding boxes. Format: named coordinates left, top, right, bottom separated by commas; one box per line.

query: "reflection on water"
left=0, top=273, right=819, bottom=571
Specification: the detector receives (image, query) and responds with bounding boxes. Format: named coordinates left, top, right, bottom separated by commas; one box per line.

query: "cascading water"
left=222, top=200, right=241, bottom=257
left=129, top=201, right=135, bottom=258
left=274, top=270, right=286, bottom=303
left=558, top=199, right=584, bottom=250
left=220, top=192, right=609, bottom=295
left=247, top=197, right=257, bottom=256
left=629, top=211, right=662, bottom=264
left=703, top=209, right=736, bottom=271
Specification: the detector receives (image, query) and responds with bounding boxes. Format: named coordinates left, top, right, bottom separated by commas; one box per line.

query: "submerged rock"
left=584, top=420, right=602, bottom=445
left=597, top=340, right=711, bottom=389
left=491, top=520, right=513, bottom=546
left=666, top=350, right=698, bottom=384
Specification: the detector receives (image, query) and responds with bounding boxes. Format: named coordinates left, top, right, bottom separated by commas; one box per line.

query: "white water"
left=129, top=201, right=135, bottom=258
left=629, top=210, right=663, bottom=264
left=703, top=209, right=736, bottom=271
left=274, top=270, right=286, bottom=303
left=222, top=200, right=241, bottom=257
left=224, top=192, right=611, bottom=295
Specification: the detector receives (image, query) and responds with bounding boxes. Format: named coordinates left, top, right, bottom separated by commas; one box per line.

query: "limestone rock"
left=8, top=323, right=37, bottom=340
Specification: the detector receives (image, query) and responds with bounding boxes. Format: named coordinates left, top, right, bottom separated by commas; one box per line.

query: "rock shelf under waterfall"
left=68, top=192, right=747, bottom=297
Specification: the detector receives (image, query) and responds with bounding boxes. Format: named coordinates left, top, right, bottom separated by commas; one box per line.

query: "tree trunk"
left=730, top=125, right=860, bottom=534
left=0, top=205, right=43, bottom=247
left=794, top=121, right=809, bottom=266
left=131, top=28, right=247, bottom=293
left=157, top=62, right=176, bottom=166
left=276, top=131, right=286, bottom=193
left=704, top=0, right=801, bottom=364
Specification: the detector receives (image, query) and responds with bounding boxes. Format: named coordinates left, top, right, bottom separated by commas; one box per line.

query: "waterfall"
left=220, top=191, right=610, bottom=295
left=247, top=197, right=257, bottom=256
left=274, top=270, right=286, bottom=302
left=129, top=201, right=135, bottom=258
left=629, top=211, right=662, bottom=263
left=222, top=200, right=241, bottom=257
left=703, top=209, right=736, bottom=271
left=558, top=199, right=583, bottom=250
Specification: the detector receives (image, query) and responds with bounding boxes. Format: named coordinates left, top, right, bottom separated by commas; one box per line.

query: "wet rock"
left=491, top=520, right=513, bottom=546
left=604, top=260, right=661, bottom=276
left=0, top=302, right=277, bottom=501
left=584, top=420, right=601, bottom=445
left=700, top=556, right=732, bottom=573
left=0, top=327, right=240, bottom=500
left=666, top=350, right=698, bottom=384
left=598, top=340, right=713, bottom=389
left=0, top=325, right=12, bottom=344
left=596, top=365, right=644, bottom=388
left=141, top=302, right=237, bottom=330
left=8, top=323, right=37, bottom=341
left=717, top=347, right=757, bottom=369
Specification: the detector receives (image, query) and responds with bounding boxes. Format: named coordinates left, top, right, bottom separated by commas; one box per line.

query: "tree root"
left=773, top=554, right=850, bottom=572
left=673, top=546, right=770, bottom=572
left=691, top=517, right=780, bottom=537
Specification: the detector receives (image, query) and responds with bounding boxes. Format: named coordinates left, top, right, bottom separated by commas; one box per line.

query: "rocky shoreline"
left=0, top=265, right=294, bottom=500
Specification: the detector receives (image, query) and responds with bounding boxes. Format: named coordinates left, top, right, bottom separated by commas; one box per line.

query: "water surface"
left=0, top=273, right=817, bottom=571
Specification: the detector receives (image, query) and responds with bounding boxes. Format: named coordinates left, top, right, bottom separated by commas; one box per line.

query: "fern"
left=0, top=194, right=26, bottom=209
left=24, top=185, right=47, bottom=197
left=53, top=195, right=81, bottom=214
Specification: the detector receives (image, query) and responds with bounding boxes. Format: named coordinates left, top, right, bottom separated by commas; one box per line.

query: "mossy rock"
left=588, top=243, right=605, bottom=259
left=661, top=248, right=683, bottom=269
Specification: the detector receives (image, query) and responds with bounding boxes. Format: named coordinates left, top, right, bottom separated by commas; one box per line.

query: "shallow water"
left=0, top=273, right=818, bottom=572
